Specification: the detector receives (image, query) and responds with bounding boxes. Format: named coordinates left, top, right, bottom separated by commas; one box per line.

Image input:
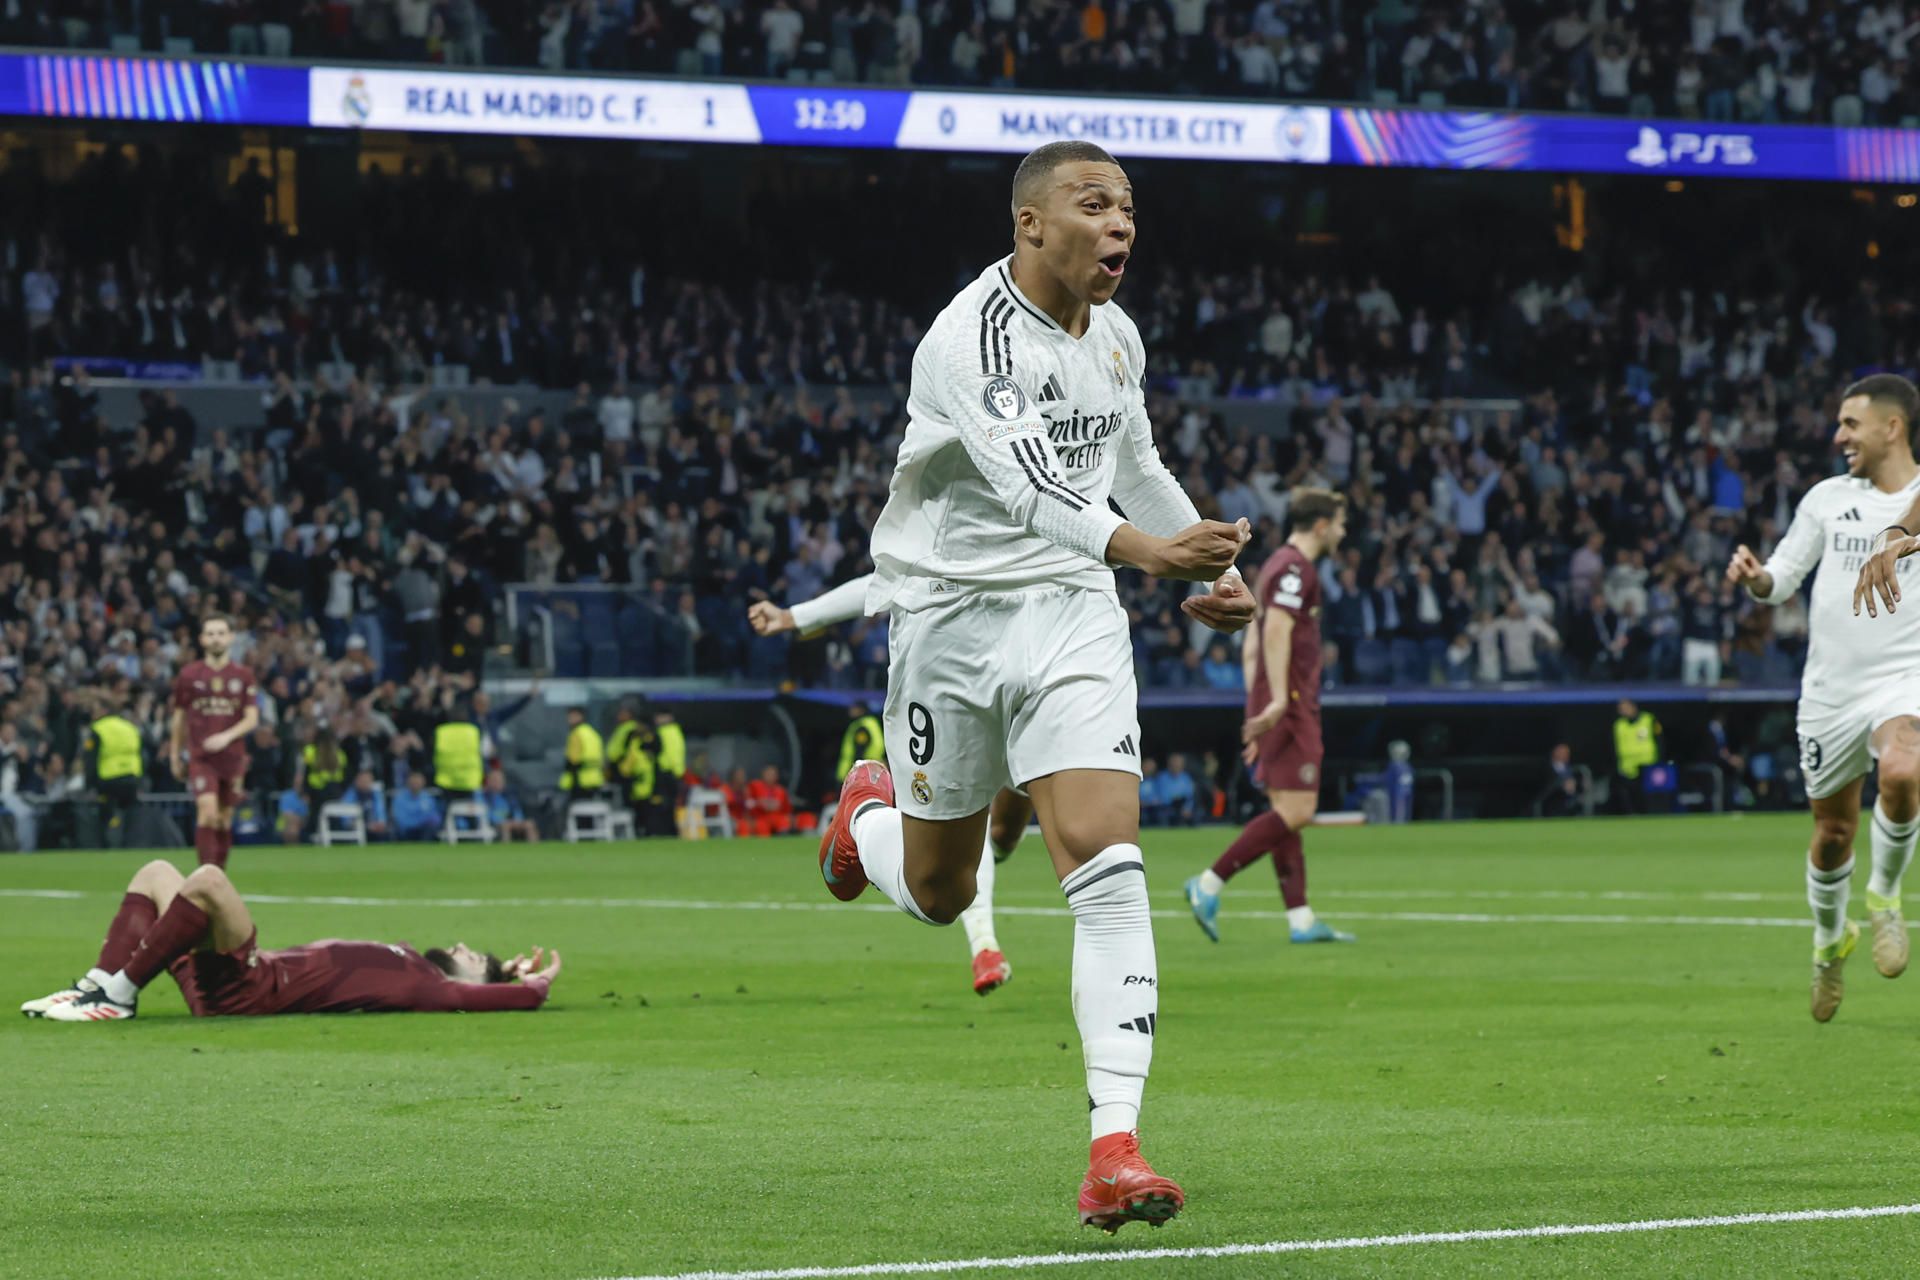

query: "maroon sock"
left=215, top=828, right=234, bottom=865
left=194, top=826, right=226, bottom=868
left=1272, top=829, right=1308, bottom=910
left=1211, top=810, right=1292, bottom=882
left=121, top=895, right=210, bottom=988
left=95, top=892, right=159, bottom=974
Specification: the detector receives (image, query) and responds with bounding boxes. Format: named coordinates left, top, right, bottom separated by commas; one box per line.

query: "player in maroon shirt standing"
left=169, top=615, right=259, bottom=868
left=22, top=858, right=560, bottom=1020
left=1184, top=489, right=1356, bottom=944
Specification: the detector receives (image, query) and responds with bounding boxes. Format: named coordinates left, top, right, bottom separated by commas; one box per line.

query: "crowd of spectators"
left=17, top=0, right=1920, bottom=125
left=1, top=153, right=1915, bottom=851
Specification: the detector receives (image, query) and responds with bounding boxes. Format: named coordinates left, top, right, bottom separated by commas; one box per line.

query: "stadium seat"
left=317, top=802, right=367, bottom=846
left=1353, top=638, right=1392, bottom=685
left=442, top=800, right=495, bottom=844
left=683, top=786, right=735, bottom=839
left=565, top=799, right=632, bottom=842
left=587, top=642, right=623, bottom=677
left=1388, top=638, right=1427, bottom=685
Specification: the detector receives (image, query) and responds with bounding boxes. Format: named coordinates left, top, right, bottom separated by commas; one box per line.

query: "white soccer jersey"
left=1761, top=470, right=1920, bottom=705
left=865, top=256, right=1203, bottom=614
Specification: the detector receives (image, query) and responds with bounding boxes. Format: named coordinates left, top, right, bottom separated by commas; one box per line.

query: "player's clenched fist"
left=1855, top=530, right=1919, bottom=617
left=748, top=602, right=796, bottom=636
left=1725, top=544, right=1764, bottom=587
left=1153, top=518, right=1252, bottom=582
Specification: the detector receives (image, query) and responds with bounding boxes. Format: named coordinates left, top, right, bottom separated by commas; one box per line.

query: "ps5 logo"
left=1626, top=126, right=1756, bottom=168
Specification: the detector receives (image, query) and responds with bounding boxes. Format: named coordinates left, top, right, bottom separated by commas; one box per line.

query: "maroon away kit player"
left=169, top=616, right=259, bottom=868
left=1184, top=489, right=1356, bottom=944
left=22, top=860, right=561, bottom=1021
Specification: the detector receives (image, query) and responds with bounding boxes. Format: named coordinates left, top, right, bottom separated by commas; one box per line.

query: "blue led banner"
left=3, top=51, right=1918, bottom=184
left=0, top=52, right=307, bottom=123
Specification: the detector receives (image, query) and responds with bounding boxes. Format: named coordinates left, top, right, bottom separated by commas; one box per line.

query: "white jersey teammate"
left=812, top=140, right=1255, bottom=1232
left=749, top=579, right=1030, bottom=995
left=1728, top=373, right=1920, bottom=1021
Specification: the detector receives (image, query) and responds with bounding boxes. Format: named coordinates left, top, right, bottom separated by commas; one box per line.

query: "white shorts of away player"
left=884, top=585, right=1142, bottom=820
left=1797, top=689, right=1920, bottom=800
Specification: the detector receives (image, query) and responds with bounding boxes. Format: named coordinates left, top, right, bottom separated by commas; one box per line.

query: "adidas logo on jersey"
left=1838, top=508, right=1863, bottom=521
left=1113, top=735, right=1136, bottom=756
left=1037, top=374, right=1065, bottom=402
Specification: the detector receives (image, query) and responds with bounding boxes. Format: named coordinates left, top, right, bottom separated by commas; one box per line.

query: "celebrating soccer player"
left=810, top=141, right=1255, bottom=1231
left=1184, top=489, right=1355, bottom=946
left=751, top=581, right=1026, bottom=996
left=1734, top=374, right=1920, bottom=1020
left=169, top=615, right=259, bottom=869
left=22, top=859, right=560, bottom=1020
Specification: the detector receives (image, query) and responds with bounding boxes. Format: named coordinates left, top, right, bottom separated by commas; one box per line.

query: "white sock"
left=852, top=802, right=937, bottom=926
left=1287, top=905, right=1317, bottom=932
left=102, top=970, right=139, bottom=1005
left=959, top=832, right=999, bottom=956
left=84, top=967, right=112, bottom=988
left=1808, top=856, right=1854, bottom=953
left=1063, top=844, right=1155, bottom=1141
left=1868, top=799, right=1917, bottom=905
left=1197, top=868, right=1224, bottom=896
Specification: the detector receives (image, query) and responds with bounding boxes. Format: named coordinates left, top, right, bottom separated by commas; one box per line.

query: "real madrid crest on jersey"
left=1111, top=350, right=1126, bottom=387
left=911, top=771, right=933, bottom=805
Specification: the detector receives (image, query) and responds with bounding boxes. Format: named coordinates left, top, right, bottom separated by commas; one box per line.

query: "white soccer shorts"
left=883, top=585, right=1143, bottom=820
left=1796, top=690, right=1920, bottom=800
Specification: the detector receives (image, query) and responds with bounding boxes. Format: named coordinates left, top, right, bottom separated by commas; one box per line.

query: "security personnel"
left=652, top=705, right=686, bottom=834
left=87, top=698, right=146, bottom=847
left=606, top=701, right=641, bottom=797
left=302, top=731, right=347, bottom=803
left=433, top=711, right=485, bottom=799
left=1611, top=698, right=1661, bottom=816
left=620, top=721, right=658, bottom=835
left=561, top=705, right=606, bottom=793
left=837, top=700, right=884, bottom=783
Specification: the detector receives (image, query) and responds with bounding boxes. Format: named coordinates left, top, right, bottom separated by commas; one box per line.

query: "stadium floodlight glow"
left=6, top=51, right=1920, bottom=183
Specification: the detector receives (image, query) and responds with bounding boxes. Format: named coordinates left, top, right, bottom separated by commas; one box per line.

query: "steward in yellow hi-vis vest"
left=561, top=706, right=606, bottom=792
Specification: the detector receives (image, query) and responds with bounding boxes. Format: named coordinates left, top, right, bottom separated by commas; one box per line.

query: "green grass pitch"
left=4, top=815, right=1919, bottom=1279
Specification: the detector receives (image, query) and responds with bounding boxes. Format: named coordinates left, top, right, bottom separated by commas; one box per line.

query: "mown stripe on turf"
left=0, top=889, right=1856, bottom=929
left=603, top=1202, right=1920, bottom=1280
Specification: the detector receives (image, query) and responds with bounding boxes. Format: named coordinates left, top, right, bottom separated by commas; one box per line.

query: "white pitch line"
left=0, top=888, right=1842, bottom=930
left=603, top=1202, right=1920, bottom=1280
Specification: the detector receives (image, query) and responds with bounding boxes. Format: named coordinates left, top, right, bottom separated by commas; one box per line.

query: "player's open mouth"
left=1098, top=252, right=1128, bottom=277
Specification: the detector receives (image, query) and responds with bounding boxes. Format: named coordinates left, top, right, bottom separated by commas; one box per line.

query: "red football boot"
left=971, top=949, right=1011, bottom=996
left=1078, top=1131, right=1184, bottom=1233
left=817, top=761, right=893, bottom=902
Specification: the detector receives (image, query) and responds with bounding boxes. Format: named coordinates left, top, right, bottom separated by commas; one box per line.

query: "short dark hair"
left=425, top=947, right=506, bottom=983
left=201, top=613, right=234, bottom=631
left=1842, top=372, right=1920, bottom=443
left=1288, top=488, right=1346, bottom=535
left=1012, top=141, right=1120, bottom=217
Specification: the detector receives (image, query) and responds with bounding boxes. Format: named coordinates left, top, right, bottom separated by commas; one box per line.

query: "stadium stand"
left=14, top=0, right=1920, bottom=123
left=0, top=129, right=1906, bottom=841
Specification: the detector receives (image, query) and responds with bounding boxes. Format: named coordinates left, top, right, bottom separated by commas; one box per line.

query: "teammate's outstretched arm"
left=1856, top=493, right=1920, bottom=616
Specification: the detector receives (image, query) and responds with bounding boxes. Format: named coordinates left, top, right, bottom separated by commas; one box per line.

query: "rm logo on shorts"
left=911, top=771, right=933, bottom=805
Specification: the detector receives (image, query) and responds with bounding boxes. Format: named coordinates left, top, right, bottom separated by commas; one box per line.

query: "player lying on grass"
left=752, top=582, right=1027, bottom=996
left=1734, top=373, right=1920, bottom=1020
left=21, top=859, right=560, bottom=1021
